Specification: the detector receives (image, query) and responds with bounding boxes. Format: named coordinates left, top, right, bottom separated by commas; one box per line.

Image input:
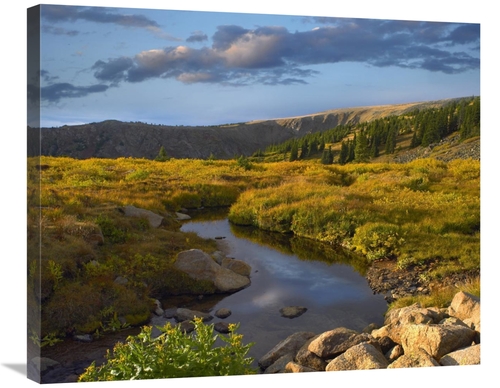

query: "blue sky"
left=31, top=2, right=480, bottom=128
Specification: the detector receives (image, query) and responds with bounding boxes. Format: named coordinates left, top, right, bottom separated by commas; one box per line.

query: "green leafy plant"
left=95, top=214, right=128, bottom=244
left=29, top=329, right=63, bottom=348
left=47, top=260, right=63, bottom=290
left=79, top=318, right=256, bottom=381
left=236, top=155, right=252, bottom=170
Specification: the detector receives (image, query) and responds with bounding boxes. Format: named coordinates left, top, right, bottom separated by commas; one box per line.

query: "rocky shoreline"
left=365, top=258, right=480, bottom=304
left=257, top=291, right=480, bottom=373
left=33, top=244, right=480, bottom=382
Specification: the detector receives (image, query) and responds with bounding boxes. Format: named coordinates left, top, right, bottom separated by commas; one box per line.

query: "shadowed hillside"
left=30, top=97, right=470, bottom=160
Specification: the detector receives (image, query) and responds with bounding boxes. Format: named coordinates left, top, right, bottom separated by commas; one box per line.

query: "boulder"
left=215, top=308, right=232, bottom=319
left=400, top=322, right=476, bottom=360
left=174, top=249, right=220, bottom=282
left=385, top=344, right=404, bottom=361
left=211, top=251, right=226, bottom=265
left=214, top=267, right=251, bottom=293
left=153, top=299, right=163, bottom=316
left=30, top=357, right=60, bottom=374
left=177, top=321, right=195, bottom=334
left=121, top=205, right=164, bottom=228
left=214, top=322, right=231, bottom=334
left=258, top=331, right=316, bottom=370
left=114, top=276, right=129, bottom=286
left=174, top=249, right=251, bottom=293
left=447, top=291, right=480, bottom=332
left=439, top=344, right=480, bottom=366
left=387, top=348, right=440, bottom=368
left=264, top=353, right=295, bottom=374
left=279, top=306, right=307, bottom=319
left=377, top=336, right=397, bottom=354
left=285, top=362, right=317, bottom=373
left=372, top=303, right=447, bottom=344
left=163, top=308, right=177, bottom=319
left=308, top=327, right=358, bottom=359
left=384, top=303, right=442, bottom=326
left=295, top=336, right=328, bottom=371
left=175, top=212, right=191, bottom=221
left=74, top=334, right=93, bottom=343
left=325, top=343, right=388, bottom=371
left=174, top=308, right=213, bottom=322
left=221, top=258, right=252, bottom=277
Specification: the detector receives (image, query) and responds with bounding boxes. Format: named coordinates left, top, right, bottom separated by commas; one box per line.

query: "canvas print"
left=27, top=3, right=480, bottom=384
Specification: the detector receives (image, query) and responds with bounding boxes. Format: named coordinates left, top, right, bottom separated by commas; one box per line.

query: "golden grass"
left=28, top=154, right=480, bottom=339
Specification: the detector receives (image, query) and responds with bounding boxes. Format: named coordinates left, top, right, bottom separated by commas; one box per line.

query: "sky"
left=30, top=2, right=480, bottom=128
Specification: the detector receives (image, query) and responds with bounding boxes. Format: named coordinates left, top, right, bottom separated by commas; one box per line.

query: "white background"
left=1, top=1, right=496, bottom=387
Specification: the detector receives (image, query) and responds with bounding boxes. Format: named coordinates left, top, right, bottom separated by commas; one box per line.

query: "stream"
left=39, top=212, right=387, bottom=382
left=175, top=214, right=387, bottom=364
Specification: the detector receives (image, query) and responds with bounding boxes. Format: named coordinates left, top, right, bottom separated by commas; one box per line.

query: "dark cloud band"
left=41, top=83, right=109, bottom=102
left=41, top=5, right=160, bottom=29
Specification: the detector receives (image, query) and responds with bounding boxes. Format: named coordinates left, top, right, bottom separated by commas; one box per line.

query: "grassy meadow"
left=28, top=152, right=480, bottom=343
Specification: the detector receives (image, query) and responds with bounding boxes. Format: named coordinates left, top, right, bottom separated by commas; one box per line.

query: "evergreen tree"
left=289, top=142, right=299, bottom=162
left=385, top=128, right=397, bottom=154
left=308, top=139, right=318, bottom=157
left=348, top=138, right=355, bottom=163
left=155, top=146, right=169, bottom=162
left=410, top=130, right=420, bottom=149
left=354, top=131, right=370, bottom=162
left=339, top=141, right=349, bottom=165
left=299, top=140, right=308, bottom=160
left=370, top=134, right=380, bottom=158
left=321, top=146, right=334, bottom=165
left=318, top=138, right=326, bottom=152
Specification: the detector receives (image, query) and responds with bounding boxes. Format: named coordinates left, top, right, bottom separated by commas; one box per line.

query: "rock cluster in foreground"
left=258, top=291, right=480, bottom=373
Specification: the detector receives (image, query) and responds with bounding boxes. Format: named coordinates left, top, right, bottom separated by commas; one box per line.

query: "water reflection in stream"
left=168, top=212, right=388, bottom=365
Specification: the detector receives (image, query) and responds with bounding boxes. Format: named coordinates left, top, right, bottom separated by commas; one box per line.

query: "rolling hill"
left=29, top=97, right=471, bottom=160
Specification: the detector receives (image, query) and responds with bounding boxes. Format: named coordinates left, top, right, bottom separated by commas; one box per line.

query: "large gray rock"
left=215, top=308, right=232, bottom=319
left=258, top=331, right=316, bottom=370
left=175, top=212, right=191, bottom=220
left=387, top=348, right=440, bottom=368
left=280, top=306, right=307, bottom=319
left=439, top=344, right=480, bottom=366
left=221, top=258, right=252, bottom=277
left=264, top=353, right=295, bottom=374
left=174, top=249, right=221, bottom=281
left=325, top=343, right=388, bottom=371
left=214, top=267, right=251, bottom=293
left=174, top=249, right=250, bottom=293
left=447, top=291, right=480, bottom=332
left=121, top=205, right=164, bottom=228
left=174, top=308, right=213, bottom=322
left=285, top=362, right=317, bottom=373
left=400, top=323, right=476, bottom=360
left=295, top=336, right=328, bottom=371
left=211, top=251, right=226, bottom=265
left=308, top=327, right=358, bottom=359
left=30, top=357, right=60, bottom=374
left=372, top=303, right=447, bottom=344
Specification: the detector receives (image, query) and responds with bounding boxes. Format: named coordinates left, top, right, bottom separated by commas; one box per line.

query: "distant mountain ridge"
left=29, top=97, right=469, bottom=160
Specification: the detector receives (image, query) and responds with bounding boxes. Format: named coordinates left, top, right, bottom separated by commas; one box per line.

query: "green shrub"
left=352, top=222, right=405, bottom=261
left=124, top=169, right=151, bottom=181
left=95, top=214, right=128, bottom=244
left=236, top=155, right=252, bottom=170
left=79, top=318, right=257, bottom=381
